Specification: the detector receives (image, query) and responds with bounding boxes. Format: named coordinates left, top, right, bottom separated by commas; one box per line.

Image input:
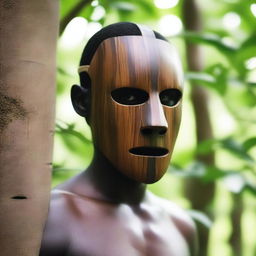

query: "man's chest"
left=66, top=210, right=190, bottom=256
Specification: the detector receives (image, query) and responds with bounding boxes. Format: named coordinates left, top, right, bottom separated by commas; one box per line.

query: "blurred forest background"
left=53, top=0, right=256, bottom=255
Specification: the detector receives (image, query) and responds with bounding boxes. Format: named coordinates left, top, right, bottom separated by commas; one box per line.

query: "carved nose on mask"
left=141, top=92, right=168, bottom=136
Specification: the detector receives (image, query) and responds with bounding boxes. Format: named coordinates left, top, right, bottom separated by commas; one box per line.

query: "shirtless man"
left=40, top=22, right=198, bottom=256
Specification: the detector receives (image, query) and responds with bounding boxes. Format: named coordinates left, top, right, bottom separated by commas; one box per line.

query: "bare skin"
left=40, top=149, right=198, bottom=256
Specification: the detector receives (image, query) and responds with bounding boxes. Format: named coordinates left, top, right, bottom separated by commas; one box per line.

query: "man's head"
left=71, top=22, right=183, bottom=184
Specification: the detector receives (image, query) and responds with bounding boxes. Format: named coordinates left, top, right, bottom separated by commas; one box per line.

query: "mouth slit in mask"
left=129, top=147, right=169, bottom=157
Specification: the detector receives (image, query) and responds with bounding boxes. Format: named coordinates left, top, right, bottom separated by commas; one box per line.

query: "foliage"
left=54, top=0, right=256, bottom=255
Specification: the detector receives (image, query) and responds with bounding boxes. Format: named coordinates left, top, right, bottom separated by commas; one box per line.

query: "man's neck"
left=77, top=148, right=147, bottom=205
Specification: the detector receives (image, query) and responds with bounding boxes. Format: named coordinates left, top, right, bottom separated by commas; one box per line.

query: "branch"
left=59, top=0, right=92, bottom=35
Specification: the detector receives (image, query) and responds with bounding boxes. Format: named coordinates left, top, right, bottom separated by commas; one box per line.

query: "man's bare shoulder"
left=45, top=188, right=94, bottom=223
left=40, top=189, right=79, bottom=256
left=148, top=192, right=198, bottom=256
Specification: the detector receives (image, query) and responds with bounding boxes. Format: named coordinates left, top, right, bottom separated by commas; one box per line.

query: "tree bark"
left=229, top=193, right=242, bottom=256
left=0, top=1, right=59, bottom=255
left=182, top=1, right=215, bottom=256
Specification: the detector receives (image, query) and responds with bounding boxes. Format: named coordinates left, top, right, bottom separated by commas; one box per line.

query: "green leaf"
left=243, top=137, right=256, bottom=151
left=170, top=162, right=227, bottom=183
left=202, top=166, right=228, bottom=183
left=57, top=67, right=72, bottom=77
left=179, top=31, right=237, bottom=56
left=170, top=162, right=206, bottom=179
left=80, top=4, right=95, bottom=20
left=197, top=137, right=255, bottom=164
left=110, top=1, right=137, bottom=12
left=244, top=183, right=256, bottom=196
left=185, top=72, right=216, bottom=84
left=134, top=0, right=157, bottom=16
left=196, top=139, right=217, bottom=155
left=248, top=82, right=256, bottom=88
left=187, top=210, right=212, bottom=229
left=206, top=64, right=228, bottom=94
left=236, top=35, right=256, bottom=70
left=185, top=71, right=226, bottom=94
left=220, top=138, right=254, bottom=163
left=185, top=64, right=229, bottom=94
left=170, top=161, right=244, bottom=183
left=240, top=34, right=256, bottom=49
left=60, top=0, right=79, bottom=20
left=56, top=122, right=92, bottom=145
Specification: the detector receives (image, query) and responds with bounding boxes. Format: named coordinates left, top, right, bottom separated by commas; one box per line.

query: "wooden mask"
left=80, top=29, right=183, bottom=183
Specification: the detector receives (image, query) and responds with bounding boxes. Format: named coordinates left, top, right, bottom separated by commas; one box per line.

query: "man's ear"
left=71, top=85, right=90, bottom=119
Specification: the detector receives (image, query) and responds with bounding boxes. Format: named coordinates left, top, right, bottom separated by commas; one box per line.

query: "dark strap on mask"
left=79, top=24, right=157, bottom=74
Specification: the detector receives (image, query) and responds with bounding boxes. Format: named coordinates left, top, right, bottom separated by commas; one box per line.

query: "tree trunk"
left=0, top=1, right=59, bottom=255
left=229, top=193, right=242, bottom=256
left=182, top=1, right=215, bottom=256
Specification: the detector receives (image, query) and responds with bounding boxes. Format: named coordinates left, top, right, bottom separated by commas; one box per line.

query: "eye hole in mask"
left=159, top=89, right=182, bottom=107
left=111, top=87, right=149, bottom=106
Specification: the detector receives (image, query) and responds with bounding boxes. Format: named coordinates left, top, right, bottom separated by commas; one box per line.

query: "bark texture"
left=0, top=1, right=59, bottom=255
left=229, top=193, right=242, bottom=256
